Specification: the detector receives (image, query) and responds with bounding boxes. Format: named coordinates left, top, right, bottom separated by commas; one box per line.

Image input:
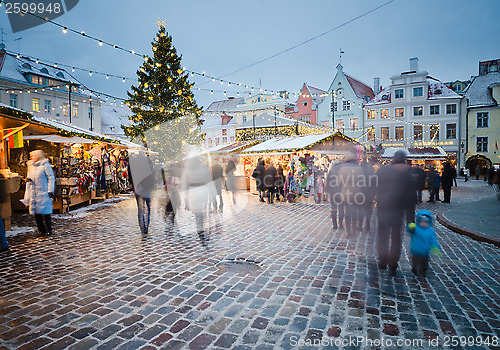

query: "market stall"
left=381, top=146, right=450, bottom=171
left=239, top=133, right=356, bottom=202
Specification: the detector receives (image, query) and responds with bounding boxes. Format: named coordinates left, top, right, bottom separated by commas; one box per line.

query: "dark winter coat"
left=263, top=165, right=278, bottom=189
left=276, top=166, right=285, bottom=189
left=252, top=161, right=266, bottom=191
left=376, top=164, right=413, bottom=222
left=441, top=165, right=454, bottom=188
left=211, top=164, right=224, bottom=193
left=415, top=167, right=427, bottom=191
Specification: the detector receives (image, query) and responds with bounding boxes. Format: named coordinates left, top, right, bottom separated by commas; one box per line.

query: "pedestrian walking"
left=407, top=209, right=442, bottom=277
left=376, top=150, right=413, bottom=276
left=128, top=153, right=156, bottom=236
left=360, top=159, right=376, bottom=231
left=452, top=165, right=458, bottom=187
left=405, top=162, right=418, bottom=225
left=276, top=164, right=285, bottom=202
left=475, top=164, right=480, bottom=180
left=225, top=159, right=237, bottom=204
left=0, top=174, right=9, bottom=252
left=426, top=167, right=438, bottom=202
left=464, top=167, right=469, bottom=182
left=264, top=160, right=278, bottom=204
left=23, top=150, right=56, bottom=238
left=161, top=163, right=181, bottom=225
left=210, top=161, right=224, bottom=212
left=441, top=162, right=454, bottom=203
left=415, top=165, right=426, bottom=203
left=252, top=159, right=266, bottom=202
left=325, top=160, right=342, bottom=230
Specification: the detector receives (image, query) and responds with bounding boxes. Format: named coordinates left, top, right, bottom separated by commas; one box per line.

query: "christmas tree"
left=124, top=21, right=203, bottom=160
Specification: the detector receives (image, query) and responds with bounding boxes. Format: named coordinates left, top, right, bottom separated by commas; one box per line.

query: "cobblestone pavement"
left=0, top=182, right=499, bottom=350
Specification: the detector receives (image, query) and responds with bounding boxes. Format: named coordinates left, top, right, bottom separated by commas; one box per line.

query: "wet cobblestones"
left=0, top=182, right=499, bottom=349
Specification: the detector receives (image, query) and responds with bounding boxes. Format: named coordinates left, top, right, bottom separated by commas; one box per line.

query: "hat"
left=393, top=150, right=407, bottom=164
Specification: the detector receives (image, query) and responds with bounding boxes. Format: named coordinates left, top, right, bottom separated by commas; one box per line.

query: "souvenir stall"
left=381, top=147, right=449, bottom=171
left=239, top=132, right=356, bottom=203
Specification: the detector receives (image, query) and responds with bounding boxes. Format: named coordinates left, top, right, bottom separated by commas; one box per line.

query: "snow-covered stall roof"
left=241, top=133, right=334, bottom=153
left=381, top=147, right=448, bottom=159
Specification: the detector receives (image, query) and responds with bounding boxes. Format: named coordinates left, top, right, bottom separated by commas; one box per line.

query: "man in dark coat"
left=441, top=162, right=454, bottom=203
left=263, top=161, right=278, bottom=204
left=252, top=159, right=266, bottom=202
left=405, top=162, right=418, bottom=225
left=376, top=150, right=413, bottom=276
left=414, top=165, right=427, bottom=203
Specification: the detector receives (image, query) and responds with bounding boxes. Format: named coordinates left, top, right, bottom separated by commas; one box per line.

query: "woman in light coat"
left=26, top=150, right=55, bottom=237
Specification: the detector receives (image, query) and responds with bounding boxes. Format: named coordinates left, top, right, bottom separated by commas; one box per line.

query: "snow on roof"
left=200, top=113, right=235, bottom=130
left=366, top=86, right=392, bottom=105
left=242, top=133, right=333, bottom=153
left=427, top=76, right=461, bottom=100
left=381, top=147, right=447, bottom=158
left=237, top=113, right=298, bottom=129
left=345, top=74, right=375, bottom=101
left=465, top=72, right=500, bottom=107
left=306, top=84, right=327, bottom=105
left=205, top=97, right=245, bottom=112
left=100, top=102, right=132, bottom=136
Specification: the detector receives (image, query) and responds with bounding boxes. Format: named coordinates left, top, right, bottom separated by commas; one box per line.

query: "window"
left=230, top=136, right=235, bottom=143
left=395, top=89, right=404, bottom=99
left=215, top=138, right=220, bottom=146
left=430, top=105, right=440, bottom=115
left=32, top=98, right=40, bottom=112
left=381, top=127, right=389, bottom=141
left=446, top=104, right=457, bottom=114
left=453, top=84, right=462, bottom=92
left=72, top=105, right=78, bottom=118
left=209, top=139, right=213, bottom=147
left=222, top=129, right=227, bottom=136
left=381, top=109, right=389, bottom=118
left=413, top=125, right=423, bottom=140
left=303, top=101, right=308, bottom=107
left=336, top=119, right=344, bottom=131
left=413, top=87, right=423, bottom=97
left=40, top=68, right=49, bottom=74
left=322, top=121, right=329, bottom=128
left=9, top=94, right=17, bottom=108
left=342, top=100, right=351, bottom=111
left=477, top=137, right=488, bottom=152
left=430, top=124, right=439, bottom=140
left=367, top=129, right=375, bottom=142
left=44, top=100, right=51, bottom=113
left=350, top=118, right=358, bottom=131
left=413, top=106, right=423, bottom=116
left=367, top=110, right=375, bottom=119
left=330, top=101, right=338, bottom=113
left=63, top=104, right=69, bottom=117
left=477, top=112, right=489, bottom=128
left=395, top=108, right=404, bottom=118
left=242, top=115, right=247, bottom=122
left=222, top=137, right=227, bottom=144
left=31, top=75, right=43, bottom=85
left=446, top=123, right=456, bottom=139
left=395, top=126, right=404, bottom=140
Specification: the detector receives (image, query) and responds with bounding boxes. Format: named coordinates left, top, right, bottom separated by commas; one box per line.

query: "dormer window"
left=40, top=68, right=49, bottom=74
left=56, top=72, right=65, bottom=78
left=22, top=63, right=31, bottom=70
left=434, top=89, right=442, bottom=95
left=382, top=95, right=388, bottom=100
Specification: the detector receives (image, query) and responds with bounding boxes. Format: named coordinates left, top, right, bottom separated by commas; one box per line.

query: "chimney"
left=374, top=77, right=380, bottom=95
left=410, top=57, right=418, bottom=72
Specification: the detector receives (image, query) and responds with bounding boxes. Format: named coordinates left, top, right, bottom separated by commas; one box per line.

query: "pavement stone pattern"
left=0, top=181, right=499, bottom=350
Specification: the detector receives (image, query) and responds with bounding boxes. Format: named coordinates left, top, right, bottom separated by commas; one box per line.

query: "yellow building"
left=464, top=59, right=500, bottom=175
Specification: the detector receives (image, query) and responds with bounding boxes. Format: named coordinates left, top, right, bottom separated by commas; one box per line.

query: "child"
left=407, top=209, right=441, bottom=277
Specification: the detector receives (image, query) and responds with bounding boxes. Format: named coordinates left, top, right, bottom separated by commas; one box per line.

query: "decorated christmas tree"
left=124, top=21, right=202, bottom=160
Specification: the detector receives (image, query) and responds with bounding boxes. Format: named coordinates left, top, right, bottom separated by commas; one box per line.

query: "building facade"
left=363, top=58, right=466, bottom=167
left=317, top=64, right=375, bottom=135
left=0, top=45, right=102, bottom=133
left=464, top=59, right=500, bottom=172
left=285, top=83, right=326, bottom=125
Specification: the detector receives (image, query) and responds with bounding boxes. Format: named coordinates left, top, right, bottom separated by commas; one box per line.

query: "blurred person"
left=483, top=166, right=488, bottom=182
left=0, top=173, right=9, bottom=252
left=441, top=162, right=454, bottom=203
left=414, top=165, right=427, bottom=203
left=464, top=167, right=469, bottom=182
left=407, top=209, right=441, bottom=277
left=325, top=160, right=342, bottom=230
left=128, top=153, right=156, bottom=236
left=211, top=161, right=224, bottom=212
left=426, top=166, right=439, bottom=203
left=376, top=150, right=413, bottom=276
left=264, top=160, right=278, bottom=204
left=162, top=163, right=181, bottom=224
left=405, top=161, right=418, bottom=225
left=225, top=159, right=237, bottom=204
left=276, top=164, right=285, bottom=202
left=252, top=158, right=266, bottom=202
left=475, top=164, right=480, bottom=180
left=452, top=165, right=458, bottom=187
left=24, top=150, right=55, bottom=238
left=360, top=158, right=376, bottom=231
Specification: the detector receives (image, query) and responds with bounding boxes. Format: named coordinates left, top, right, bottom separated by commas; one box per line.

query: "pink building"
left=286, top=83, right=326, bottom=125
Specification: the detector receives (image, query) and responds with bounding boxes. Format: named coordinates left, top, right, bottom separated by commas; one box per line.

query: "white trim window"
left=430, top=105, right=440, bottom=115
left=381, top=109, right=389, bottom=118
left=413, top=125, right=423, bottom=140
left=395, top=108, right=404, bottom=118
left=381, top=127, right=389, bottom=141
left=9, top=94, right=17, bottom=108
left=446, top=123, right=456, bottom=139
left=446, top=104, right=457, bottom=115
left=395, top=126, right=404, bottom=140
left=477, top=112, right=489, bottom=128
left=413, top=106, right=423, bottom=116
left=336, top=119, right=344, bottom=131
left=367, top=110, right=375, bottom=119
left=32, top=98, right=40, bottom=112
left=476, top=136, right=488, bottom=152
left=350, top=118, right=358, bottom=131
left=394, top=89, right=404, bottom=99
left=413, top=87, right=423, bottom=97
left=342, top=100, right=351, bottom=111
left=44, top=100, right=51, bottom=114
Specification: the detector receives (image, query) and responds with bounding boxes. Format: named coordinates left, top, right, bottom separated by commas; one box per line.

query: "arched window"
left=22, top=63, right=31, bottom=70
left=40, top=68, right=49, bottom=74
left=56, top=72, right=65, bottom=78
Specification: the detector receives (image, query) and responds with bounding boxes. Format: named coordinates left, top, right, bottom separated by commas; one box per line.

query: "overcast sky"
left=1, top=0, right=499, bottom=108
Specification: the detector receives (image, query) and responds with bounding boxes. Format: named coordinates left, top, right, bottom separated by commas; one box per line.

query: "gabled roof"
left=464, top=72, right=500, bottom=107
left=237, top=113, right=297, bottom=129
left=305, top=84, right=327, bottom=105
left=366, top=86, right=391, bottom=105
left=205, top=97, right=245, bottom=112
left=344, top=74, right=375, bottom=101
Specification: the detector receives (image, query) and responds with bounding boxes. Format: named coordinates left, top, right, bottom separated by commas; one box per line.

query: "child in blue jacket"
left=407, top=209, right=441, bottom=277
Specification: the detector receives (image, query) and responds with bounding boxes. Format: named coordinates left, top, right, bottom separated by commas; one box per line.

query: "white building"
left=0, top=44, right=102, bottom=133
left=317, top=64, right=375, bottom=135
left=100, top=102, right=132, bottom=140
left=363, top=58, right=466, bottom=165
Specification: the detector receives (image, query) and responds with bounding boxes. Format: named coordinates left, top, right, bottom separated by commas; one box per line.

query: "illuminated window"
left=222, top=137, right=227, bottom=144
left=413, top=126, right=423, bottom=140
left=31, top=75, right=43, bottom=85
left=230, top=136, right=235, bottom=143
left=63, top=105, right=69, bottom=116
left=381, top=109, right=389, bottom=118
left=336, top=119, right=344, bottom=131
left=72, top=105, right=78, bottom=118
left=367, top=110, right=375, bottom=119
left=350, top=118, right=358, bottom=131
left=32, top=98, right=40, bottom=112
left=381, top=127, right=389, bottom=141
left=446, top=124, right=456, bottom=139
left=395, top=126, right=404, bottom=140
left=367, top=129, right=375, bottom=141
left=477, top=137, right=488, bottom=152
left=430, top=124, right=439, bottom=140
left=413, top=106, right=423, bottom=116
left=395, top=108, right=404, bottom=117
left=222, top=129, right=227, bottom=136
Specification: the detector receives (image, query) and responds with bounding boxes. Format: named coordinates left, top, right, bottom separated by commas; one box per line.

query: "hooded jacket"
left=27, top=158, right=56, bottom=215
left=408, top=209, right=441, bottom=256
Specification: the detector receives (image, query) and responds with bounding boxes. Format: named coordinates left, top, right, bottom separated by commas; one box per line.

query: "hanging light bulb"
left=89, top=71, right=93, bottom=76
left=131, top=50, right=135, bottom=54
left=122, top=77, right=126, bottom=83
left=106, top=75, right=109, bottom=79
left=62, top=27, right=67, bottom=34
left=81, top=31, right=85, bottom=36
left=35, top=58, right=39, bottom=63
left=99, top=41, right=103, bottom=46
left=54, top=63, right=57, bottom=68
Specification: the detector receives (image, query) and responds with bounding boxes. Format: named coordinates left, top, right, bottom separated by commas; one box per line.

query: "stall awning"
left=24, top=135, right=96, bottom=144
left=241, top=133, right=334, bottom=153
left=237, top=152, right=293, bottom=157
left=381, top=147, right=448, bottom=159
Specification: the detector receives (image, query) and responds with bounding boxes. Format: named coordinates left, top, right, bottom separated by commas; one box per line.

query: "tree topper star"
left=156, top=19, right=166, bottom=28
